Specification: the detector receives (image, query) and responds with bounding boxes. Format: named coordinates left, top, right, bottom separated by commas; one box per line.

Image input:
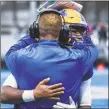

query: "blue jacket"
left=5, top=35, right=98, bottom=108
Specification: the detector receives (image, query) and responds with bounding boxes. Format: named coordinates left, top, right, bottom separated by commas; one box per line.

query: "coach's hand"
left=33, top=78, right=65, bottom=100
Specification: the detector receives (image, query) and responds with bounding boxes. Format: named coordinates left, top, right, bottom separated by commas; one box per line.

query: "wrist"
left=33, top=89, right=41, bottom=100
left=22, top=90, right=35, bottom=102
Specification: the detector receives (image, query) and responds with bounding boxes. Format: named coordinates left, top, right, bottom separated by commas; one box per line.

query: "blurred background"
left=1, top=1, right=108, bottom=108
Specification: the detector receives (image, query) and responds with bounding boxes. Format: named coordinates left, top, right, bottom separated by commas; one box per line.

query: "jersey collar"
left=38, top=39, right=60, bottom=47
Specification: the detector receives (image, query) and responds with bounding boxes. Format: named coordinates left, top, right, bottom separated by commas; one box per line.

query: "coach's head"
left=39, top=11, right=62, bottom=40
left=29, top=9, right=63, bottom=41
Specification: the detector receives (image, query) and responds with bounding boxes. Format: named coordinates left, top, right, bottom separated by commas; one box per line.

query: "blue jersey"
left=5, top=35, right=98, bottom=108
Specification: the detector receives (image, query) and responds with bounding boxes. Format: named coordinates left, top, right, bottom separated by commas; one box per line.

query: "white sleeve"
left=79, top=78, right=92, bottom=106
left=3, top=74, right=18, bottom=88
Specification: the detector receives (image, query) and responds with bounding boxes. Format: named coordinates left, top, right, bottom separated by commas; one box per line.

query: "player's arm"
left=37, top=1, right=83, bottom=12
left=78, top=67, right=93, bottom=108
left=1, top=74, right=64, bottom=104
left=78, top=79, right=92, bottom=109
left=77, top=66, right=93, bottom=109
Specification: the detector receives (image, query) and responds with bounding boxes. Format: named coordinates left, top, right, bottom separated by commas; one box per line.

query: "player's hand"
left=47, top=1, right=83, bottom=12
left=53, top=96, right=76, bottom=108
left=33, top=78, right=65, bottom=100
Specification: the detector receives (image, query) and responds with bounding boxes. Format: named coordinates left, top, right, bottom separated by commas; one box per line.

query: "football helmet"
left=60, top=9, right=88, bottom=42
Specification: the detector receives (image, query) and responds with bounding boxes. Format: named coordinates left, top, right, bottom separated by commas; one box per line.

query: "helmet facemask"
left=68, top=24, right=88, bottom=42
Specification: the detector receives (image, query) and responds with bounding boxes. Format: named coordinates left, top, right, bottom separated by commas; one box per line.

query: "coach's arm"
left=1, top=75, right=64, bottom=104
left=5, top=35, right=35, bottom=56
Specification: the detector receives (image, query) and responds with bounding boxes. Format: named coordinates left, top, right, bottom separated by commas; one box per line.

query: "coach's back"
left=5, top=38, right=98, bottom=108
